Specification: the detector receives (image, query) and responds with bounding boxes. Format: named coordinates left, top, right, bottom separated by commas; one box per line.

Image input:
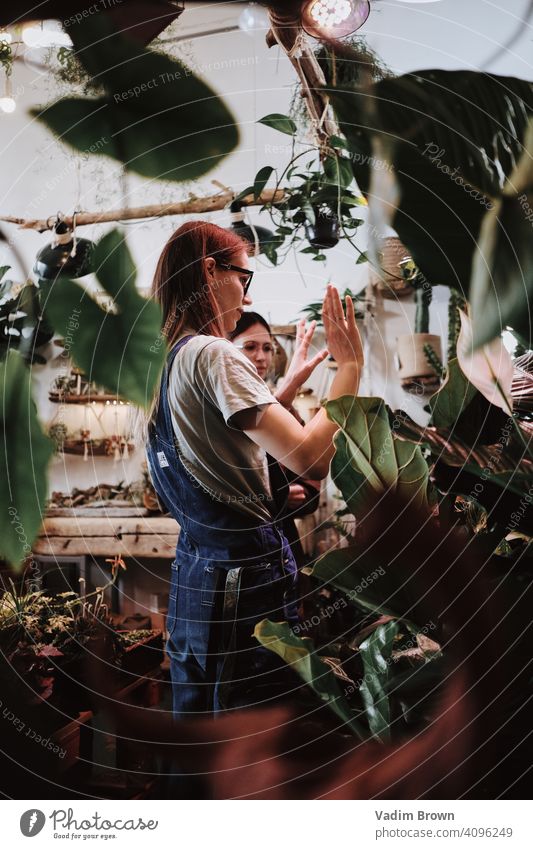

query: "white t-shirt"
left=167, top=334, right=279, bottom=523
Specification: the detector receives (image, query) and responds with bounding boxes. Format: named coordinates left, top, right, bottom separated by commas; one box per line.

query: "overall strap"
left=158, top=334, right=195, bottom=439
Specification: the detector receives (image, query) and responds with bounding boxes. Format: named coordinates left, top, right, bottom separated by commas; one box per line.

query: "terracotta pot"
left=369, top=236, right=414, bottom=298
left=397, top=333, right=442, bottom=394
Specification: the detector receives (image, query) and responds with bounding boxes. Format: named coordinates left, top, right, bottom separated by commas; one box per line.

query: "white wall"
left=0, top=0, right=531, bottom=494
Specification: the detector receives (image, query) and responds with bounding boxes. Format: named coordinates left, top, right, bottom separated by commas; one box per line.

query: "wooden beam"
left=0, top=188, right=286, bottom=233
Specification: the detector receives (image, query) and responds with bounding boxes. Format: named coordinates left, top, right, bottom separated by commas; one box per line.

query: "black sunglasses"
left=217, top=262, right=254, bottom=296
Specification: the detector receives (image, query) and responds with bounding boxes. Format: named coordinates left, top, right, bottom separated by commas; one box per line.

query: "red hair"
left=151, top=220, right=250, bottom=348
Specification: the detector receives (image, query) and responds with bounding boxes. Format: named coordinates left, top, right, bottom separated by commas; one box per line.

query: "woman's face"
left=232, top=322, right=274, bottom=380
left=207, top=249, right=253, bottom=334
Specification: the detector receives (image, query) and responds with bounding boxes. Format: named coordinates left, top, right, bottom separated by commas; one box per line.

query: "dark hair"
left=151, top=220, right=250, bottom=349
left=229, top=311, right=272, bottom=340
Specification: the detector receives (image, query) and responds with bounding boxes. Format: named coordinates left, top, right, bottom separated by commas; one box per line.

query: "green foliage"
left=54, top=46, right=102, bottom=94
left=300, top=288, right=365, bottom=324
left=253, top=165, right=274, bottom=200
left=429, top=358, right=478, bottom=429
left=359, top=620, right=400, bottom=742
left=0, top=269, right=54, bottom=364
left=238, top=115, right=366, bottom=265
left=328, top=69, right=533, bottom=344
left=325, top=396, right=431, bottom=520
left=43, top=230, right=166, bottom=409
left=254, top=620, right=368, bottom=739
left=414, top=283, right=432, bottom=334
left=0, top=352, right=54, bottom=567
left=305, top=545, right=416, bottom=624
left=448, top=288, right=467, bottom=362
left=469, top=121, right=533, bottom=347
left=423, top=344, right=445, bottom=381
left=258, top=113, right=297, bottom=136
left=32, top=16, right=238, bottom=182
left=0, top=39, right=13, bottom=77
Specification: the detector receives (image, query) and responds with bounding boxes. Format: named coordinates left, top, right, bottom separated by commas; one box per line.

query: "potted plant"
left=0, top=557, right=127, bottom=712
left=117, top=629, right=164, bottom=677
left=396, top=257, right=443, bottom=394
left=368, top=236, right=416, bottom=300
left=237, top=118, right=366, bottom=266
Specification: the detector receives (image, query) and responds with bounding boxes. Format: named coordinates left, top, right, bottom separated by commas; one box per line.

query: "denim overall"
left=146, top=335, right=300, bottom=717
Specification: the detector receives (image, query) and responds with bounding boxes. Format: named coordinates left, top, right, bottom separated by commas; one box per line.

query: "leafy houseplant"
left=237, top=115, right=367, bottom=265
left=300, top=287, right=365, bottom=325
left=0, top=268, right=53, bottom=364
left=326, top=65, right=533, bottom=348
left=396, top=257, right=443, bottom=395
left=0, top=556, right=163, bottom=709
left=254, top=396, right=439, bottom=742
left=255, top=385, right=531, bottom=758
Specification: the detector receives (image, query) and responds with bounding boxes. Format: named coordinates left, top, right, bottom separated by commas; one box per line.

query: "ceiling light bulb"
left=302, top=0, right=370, bottom=38
left=310, top=0, right=351, bottom=27
left=0, top=97, right=16, bottom=113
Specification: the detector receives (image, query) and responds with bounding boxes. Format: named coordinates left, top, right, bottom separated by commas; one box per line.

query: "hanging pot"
left=397, top=333, right=442, bottom=395
left=369, top=236, right=415, bottom=299
left=305, top=207, right=339, bottom=249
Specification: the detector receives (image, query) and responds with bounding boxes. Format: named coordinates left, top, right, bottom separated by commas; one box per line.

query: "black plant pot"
left=305, top=209, right=340, bottom=249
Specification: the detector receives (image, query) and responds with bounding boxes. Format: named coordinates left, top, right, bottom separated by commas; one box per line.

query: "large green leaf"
left=325, top=396, right=431, bottom=519
left=328, top=70, right=533, bottom=339
left=254, top=620, right=367, bottom=739
left=359, top=620, right=400, bottom=742
left=429, top=358, right=479, bottom=429
left=394, top=412, right=533, bottom=499
left=0, top=352, right=54, bottom=567
left=305, top=545, right=418, bottom=625
left=258, top=113, right=297, bottom=136
left=470, top=121, right=533, bottom=347
left=32, top=16, right=238, bottom=182
left=253, top=165, right=274, bottom=200
left=43, top=230, right=166, bottom=408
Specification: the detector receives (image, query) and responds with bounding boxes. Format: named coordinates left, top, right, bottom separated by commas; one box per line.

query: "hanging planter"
left=236, top=119, right=366, bottom=265
left=369, top=236, right=414, bottom=299
left=305, top=206, right=340, bottom=249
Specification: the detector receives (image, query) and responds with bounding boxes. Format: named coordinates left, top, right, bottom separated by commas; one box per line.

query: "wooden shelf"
left=49, top=393, right=129, bottom=404
left=34, top=515, right=180, bottom=558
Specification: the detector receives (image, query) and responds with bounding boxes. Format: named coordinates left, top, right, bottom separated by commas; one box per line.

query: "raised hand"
left=275, top=318, right=328, bottom=407
left=322, top=284, right=364, bottom=370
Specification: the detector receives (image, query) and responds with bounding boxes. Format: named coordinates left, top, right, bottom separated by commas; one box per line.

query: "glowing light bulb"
left=310, top=0, right=352, bottom=27
left=0, top=31, right=12, bottom=44
left=302, top=0, right=370, bottom=38
left=0, top=97, right=16, bottom=113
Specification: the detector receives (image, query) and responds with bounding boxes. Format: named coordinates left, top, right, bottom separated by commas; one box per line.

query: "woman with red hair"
left=146, top=220, right=363, bottom=718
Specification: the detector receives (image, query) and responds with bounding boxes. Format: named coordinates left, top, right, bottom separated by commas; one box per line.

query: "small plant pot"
left=305, top=209, right=339, bottom=249
left=118, top=630, right=164, bottom=676
left=369, top=236, right=414, bottom=299
left=397, top=333, right=442, bottom=395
